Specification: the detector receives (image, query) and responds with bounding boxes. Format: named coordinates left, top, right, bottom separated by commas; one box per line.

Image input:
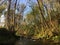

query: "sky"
left=18, top=0, right=37, bottom=15
left=10, top=0, right=37, bottom=15
left=14, top=0, right=37, bottom=18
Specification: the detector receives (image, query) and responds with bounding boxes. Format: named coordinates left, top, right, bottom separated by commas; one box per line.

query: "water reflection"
left=15, top=38, right=60, bottom=45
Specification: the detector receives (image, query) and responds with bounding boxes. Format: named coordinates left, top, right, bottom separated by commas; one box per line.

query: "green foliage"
left=23, top=0, right=60, bottom=40
left=52, top=36, right=60, bottom=42
left=0, top=5, right=6, bottom=13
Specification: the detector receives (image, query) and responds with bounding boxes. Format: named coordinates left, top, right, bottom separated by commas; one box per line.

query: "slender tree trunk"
left=37, top=0, right=51, bottom=29
left=37, top=0, right=44, bottom=31
left=10, top=0, right=17, bottom=32
left=7, top=0, right=11, bottom=30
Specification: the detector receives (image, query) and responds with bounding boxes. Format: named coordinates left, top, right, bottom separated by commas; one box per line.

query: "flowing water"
left=14, top=38, right=60, bottom=45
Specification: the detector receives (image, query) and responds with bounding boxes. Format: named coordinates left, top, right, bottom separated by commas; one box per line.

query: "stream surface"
left=14, top=38, right=60, bottom=45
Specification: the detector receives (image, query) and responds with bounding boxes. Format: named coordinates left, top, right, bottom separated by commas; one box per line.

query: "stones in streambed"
left=0, top=28, right=19, bottom=44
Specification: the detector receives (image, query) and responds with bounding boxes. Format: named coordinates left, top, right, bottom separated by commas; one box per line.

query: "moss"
left=51, top=35, right=60, bottom=43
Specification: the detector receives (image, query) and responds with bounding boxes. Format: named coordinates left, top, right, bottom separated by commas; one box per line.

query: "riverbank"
left=0, top=28, right=60, bottom=45
left=0, top=28, right=19, bottom=44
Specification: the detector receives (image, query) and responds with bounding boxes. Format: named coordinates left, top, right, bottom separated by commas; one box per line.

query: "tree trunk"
left=7, top=0, right=11, bottom=30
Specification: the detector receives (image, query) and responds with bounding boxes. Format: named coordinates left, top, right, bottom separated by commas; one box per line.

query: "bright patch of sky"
left=10, top=0, right=37, bottom=16
left=0, top=14, right=5, bottom=26
left=17, top=0, right=37, bottom=18
left=19, top=0, right=37, bottom=15
left=19, top=0, right=27, bottom=5
left=23, top=6, right=32, bottom=19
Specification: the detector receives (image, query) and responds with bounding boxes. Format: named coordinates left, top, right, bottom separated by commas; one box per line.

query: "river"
left=14, top=38, right=60, bottom=45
